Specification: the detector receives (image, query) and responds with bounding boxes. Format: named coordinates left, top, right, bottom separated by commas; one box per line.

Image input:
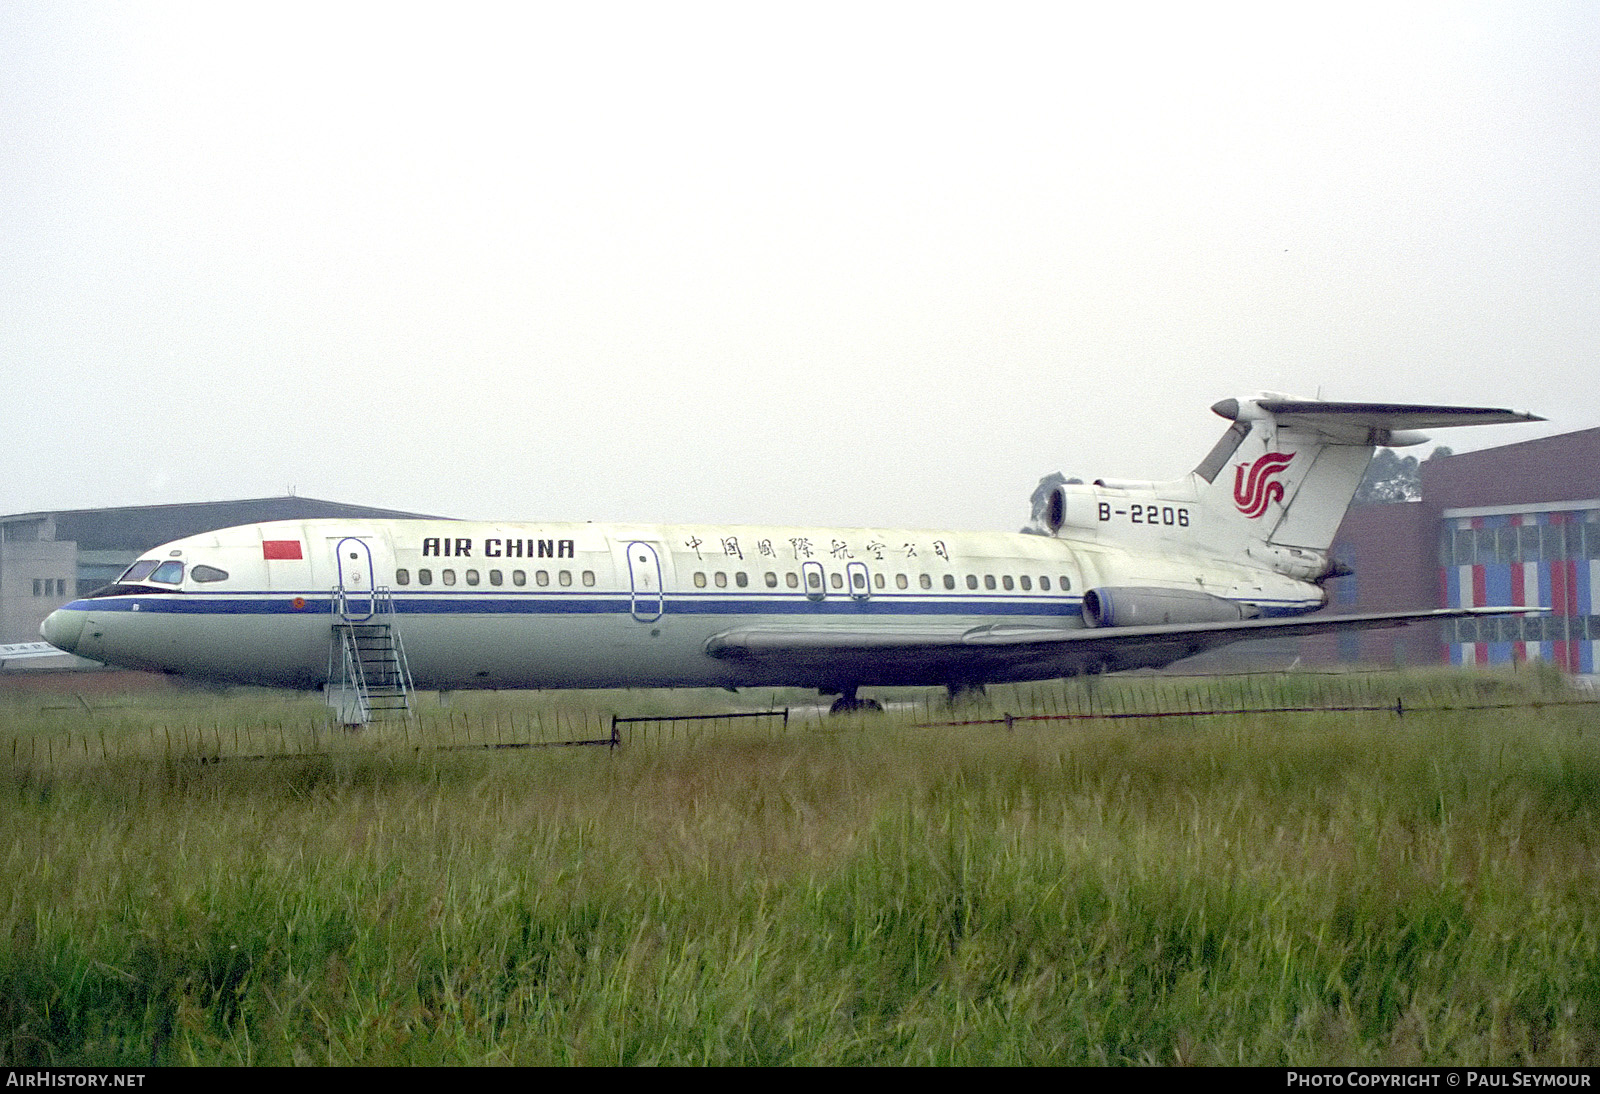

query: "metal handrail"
left=373, top=587, right=417, bottom=710
left=327, top=586, right=415, bottom=721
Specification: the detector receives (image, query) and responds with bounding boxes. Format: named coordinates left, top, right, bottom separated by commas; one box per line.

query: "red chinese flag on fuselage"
left=262, top=540, right=304, bottom=560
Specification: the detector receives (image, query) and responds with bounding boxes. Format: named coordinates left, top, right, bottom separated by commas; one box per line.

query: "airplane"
left=0, top=642, right=74, bottom=667
left=39, top=393, right=1543, bottom=716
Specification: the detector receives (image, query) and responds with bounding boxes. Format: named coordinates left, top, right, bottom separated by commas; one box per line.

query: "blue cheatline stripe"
left=63, top=593, right=1082, bottom=618
left=62, top=589, right=1322, bottom=619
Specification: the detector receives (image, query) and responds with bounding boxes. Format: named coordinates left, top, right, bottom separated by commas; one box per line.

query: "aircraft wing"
left=703, top=606, right=1540, bottom=683
left=0, top=642, right=77, bottom=664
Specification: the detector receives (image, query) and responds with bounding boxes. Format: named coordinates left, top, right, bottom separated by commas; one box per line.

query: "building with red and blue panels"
left=1291, top=425, right=1600, bottom=673
left=1440, top=501, right=1599, bottom=671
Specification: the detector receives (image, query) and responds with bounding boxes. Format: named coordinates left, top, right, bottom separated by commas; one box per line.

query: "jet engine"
left=1081, top=586, right=1251, bottom=628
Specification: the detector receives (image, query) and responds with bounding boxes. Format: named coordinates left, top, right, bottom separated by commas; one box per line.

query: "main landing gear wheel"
left=946, top=683, right=987, bottom=705
left=828, top=687, right=883, bottom=715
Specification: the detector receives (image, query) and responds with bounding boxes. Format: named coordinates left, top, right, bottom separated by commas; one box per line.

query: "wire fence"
left=5, top=669, right=1595, bottom=769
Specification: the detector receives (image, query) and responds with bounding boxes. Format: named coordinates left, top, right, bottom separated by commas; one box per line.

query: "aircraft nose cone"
left=41, top=608, right=84, bottom=654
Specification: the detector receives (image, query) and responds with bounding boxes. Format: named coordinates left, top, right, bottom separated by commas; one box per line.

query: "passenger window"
left=714, top=572, right=727, bottom=588
left=489, top=569, right=502, bottom=586
left=151, top=561, right=184, bottom=584
left=966, top=575, right=978, bottom=590
left=875, top=573, right=885, bottom=589
left=1002, top=575, right=1014, bottom=591
left=419, top=569, right=433, bottom=586
left=192, top=565, right=229, bottom=583
left=984, top=575, right=996, bottom=591
left=443, top=569, right=457, bottom=586
left=395, top=569, right=410, bottom=586
left=896, top=574, right=909, bottom=589
left=536, top=570, right=549, bottom=587
left=830, top=573, right=843, bottom=589
left=466, top=569, right=480, bottom=586
left=1040, top=576, right=1051, bottom=591
left=920, top=574, right=931, bottom=590
left=583, top=571, right=595, bottom=586
left=787, top=573, right=800, bottom=588
left=944, top=575, right=956, bottom=590
left=695, top=573, right=707, bottom=588
left=765, top=572, right=778, bottom=588
left=513, top=570, right=526, bottom=586
left=1061, top=575, right=1072, bottom=590
left=807, top=571, right=822, bottom=590
left=559, top=570, right=572, bottom=587
left=735, top=572, right=748, bottom=588
left=852, top=571, right=866, bottom=590
left=1020, top=575, right=1032, bottom=591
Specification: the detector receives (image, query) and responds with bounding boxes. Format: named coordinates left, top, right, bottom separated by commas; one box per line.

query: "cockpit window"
left=150, top=561, right=185, bottom=584
left=120, top=560, right=160, bottom=583
left=191, top=565, right=229, bottom=583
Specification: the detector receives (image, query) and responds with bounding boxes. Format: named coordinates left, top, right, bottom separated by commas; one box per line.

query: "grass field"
left=3, top=670, right=1598, bottom=1065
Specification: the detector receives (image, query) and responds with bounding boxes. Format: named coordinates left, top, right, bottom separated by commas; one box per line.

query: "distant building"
left=0, top=497, right=442, bottom=646
left=1303, top=426, right=1600, bottom=672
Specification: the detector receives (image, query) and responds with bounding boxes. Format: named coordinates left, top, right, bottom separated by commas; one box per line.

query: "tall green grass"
left=2, top=672, right=1597, bottom=1064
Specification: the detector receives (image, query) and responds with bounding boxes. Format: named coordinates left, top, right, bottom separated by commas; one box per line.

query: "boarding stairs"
left=327, top=587, right=415, bottom=725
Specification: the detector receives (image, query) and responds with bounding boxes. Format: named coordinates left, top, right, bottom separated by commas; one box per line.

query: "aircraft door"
left=335, top=537, right=376, bottom=621
left=626, top=542, right=664, bottom=622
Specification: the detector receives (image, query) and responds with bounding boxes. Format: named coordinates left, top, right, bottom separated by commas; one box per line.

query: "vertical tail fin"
left=1191, top=394, right=1541, bottom=569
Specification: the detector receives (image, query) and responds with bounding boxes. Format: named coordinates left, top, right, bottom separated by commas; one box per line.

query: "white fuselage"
left=41, top=517, right=1322, bottom=691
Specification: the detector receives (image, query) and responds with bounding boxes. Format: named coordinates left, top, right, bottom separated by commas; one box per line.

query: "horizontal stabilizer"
left=1212, top=397, right=1543, bottom=445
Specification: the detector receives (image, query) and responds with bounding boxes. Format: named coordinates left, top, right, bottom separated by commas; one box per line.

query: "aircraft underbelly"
left=392, top=610, right=1088, bottom=690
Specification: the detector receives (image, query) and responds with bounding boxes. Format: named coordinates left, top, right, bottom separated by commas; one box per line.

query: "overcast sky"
left=3, top=2, right=1595, bottom=530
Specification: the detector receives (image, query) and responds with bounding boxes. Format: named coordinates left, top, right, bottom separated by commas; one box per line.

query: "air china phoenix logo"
left=1232, top=453, right=1294, bottom=518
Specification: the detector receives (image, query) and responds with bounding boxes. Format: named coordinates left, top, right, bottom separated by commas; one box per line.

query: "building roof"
left=0, top=496, right=448, bottom=552
left=1422, top=426, right=1600, bottom=513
